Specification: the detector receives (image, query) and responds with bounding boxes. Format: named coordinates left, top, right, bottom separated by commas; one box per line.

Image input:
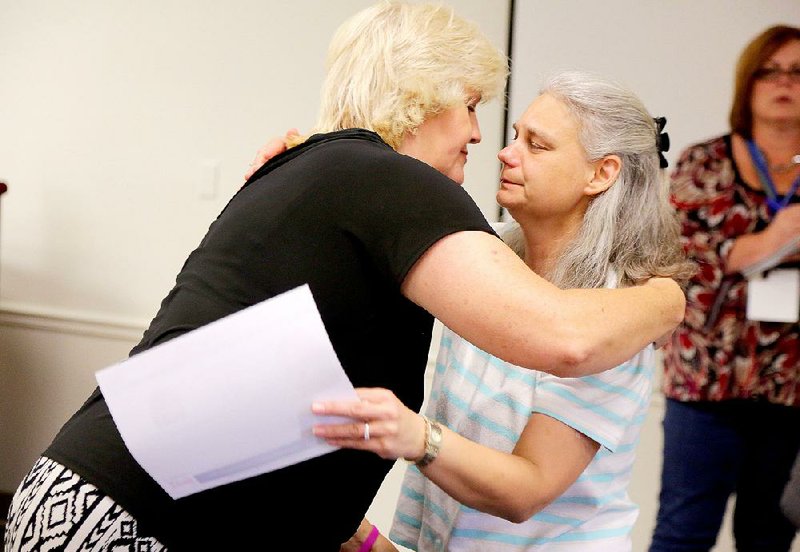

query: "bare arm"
left=426, top=413, right=598, bottom=522
left=314, top=389, right=598, bottom=523
left=244, top=135, right=683, bottom=375
left=402, top=231, right=684, bottom=377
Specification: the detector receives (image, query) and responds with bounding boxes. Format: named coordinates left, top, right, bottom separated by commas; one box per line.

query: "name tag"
left=746, top=268, right=800, bottom=323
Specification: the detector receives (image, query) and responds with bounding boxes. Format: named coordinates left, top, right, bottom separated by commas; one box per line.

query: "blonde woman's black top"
left=45, top=129, right=496, bottom=550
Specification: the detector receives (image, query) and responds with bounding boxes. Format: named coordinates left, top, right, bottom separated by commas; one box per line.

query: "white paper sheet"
left=96, top=284, right=358, bottom=499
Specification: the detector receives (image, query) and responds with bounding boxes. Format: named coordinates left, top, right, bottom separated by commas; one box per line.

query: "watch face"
left=417, top=417, right=443, bottom=467
left=430, top=422, right=443, bottom=445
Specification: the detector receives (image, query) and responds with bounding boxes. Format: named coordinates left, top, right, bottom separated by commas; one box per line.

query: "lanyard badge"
left=746, top=140, right=800, bottom=216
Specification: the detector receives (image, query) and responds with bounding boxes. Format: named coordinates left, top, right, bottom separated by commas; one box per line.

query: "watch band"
left=415, top=415, right=442, bottom=467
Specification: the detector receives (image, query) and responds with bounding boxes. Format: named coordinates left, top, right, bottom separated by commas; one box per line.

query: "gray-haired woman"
left=314, top=71, right=693, bottom=552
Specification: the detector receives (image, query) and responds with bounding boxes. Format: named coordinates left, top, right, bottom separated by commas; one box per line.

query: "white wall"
left=507, top=0, right=800, bottom=166
left=0, top=318, right=141, bottom=492
left=0, top=0, right=509, bottom=325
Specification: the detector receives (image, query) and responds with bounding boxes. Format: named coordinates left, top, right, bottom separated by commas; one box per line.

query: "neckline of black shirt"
left=243, top=128, right=389, bottom=189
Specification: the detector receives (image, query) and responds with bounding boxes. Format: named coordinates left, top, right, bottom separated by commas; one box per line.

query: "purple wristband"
left=357, top=524, right=380, bottom=552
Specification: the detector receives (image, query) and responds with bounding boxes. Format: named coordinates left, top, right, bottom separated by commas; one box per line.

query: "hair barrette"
left=653, top=116, right=670, bottom=169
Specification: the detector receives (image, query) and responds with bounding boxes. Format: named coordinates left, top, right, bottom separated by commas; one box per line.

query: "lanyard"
left=746, top=139, right=800, bottom=216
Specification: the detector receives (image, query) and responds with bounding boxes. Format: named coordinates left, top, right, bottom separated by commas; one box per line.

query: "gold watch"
left=415, top=415, right=442, bottom=467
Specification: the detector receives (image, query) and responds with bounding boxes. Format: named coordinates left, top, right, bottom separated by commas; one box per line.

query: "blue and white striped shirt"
left=390, top=326, right=654, bottom=551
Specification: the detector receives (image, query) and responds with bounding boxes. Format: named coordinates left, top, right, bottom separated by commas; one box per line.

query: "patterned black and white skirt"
left=5, top=456, right=167, bottom=551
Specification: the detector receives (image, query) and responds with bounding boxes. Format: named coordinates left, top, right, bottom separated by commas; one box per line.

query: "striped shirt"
left=390, top=327, right=654, bottom=551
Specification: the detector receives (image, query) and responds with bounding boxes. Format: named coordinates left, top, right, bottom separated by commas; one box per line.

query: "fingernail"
left=311, top=402, right=322, bottom=412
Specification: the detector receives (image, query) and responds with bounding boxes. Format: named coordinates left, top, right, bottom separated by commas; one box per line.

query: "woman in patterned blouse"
left=650, top=25, right=800, bottom=552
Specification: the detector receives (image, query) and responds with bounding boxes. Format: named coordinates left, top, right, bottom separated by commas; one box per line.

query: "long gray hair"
left=503, top=71, right=694, bottom=289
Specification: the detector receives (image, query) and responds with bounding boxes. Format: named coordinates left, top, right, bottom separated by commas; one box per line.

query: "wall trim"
left=0, top=302, right=147, bottom=342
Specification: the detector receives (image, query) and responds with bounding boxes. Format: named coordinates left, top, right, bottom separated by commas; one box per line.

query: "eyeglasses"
left=754, top=66, right=800, bottom=83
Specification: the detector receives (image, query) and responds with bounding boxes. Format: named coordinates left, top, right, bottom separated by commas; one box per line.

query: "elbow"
left=479, top=464, right=556, bottom=523
left=558, top=343, right=592, bottom=378
left=514, top=339, right=591, bottom=378
left=509, top=322, right=592, bottom=376
left=501, top=485, right=563, bottom=523
left=473, top=484, right=547, bottom=523
left=660, top=279, right=688, bottom=329
left=505, top=509, right=535, bottom=525
left=490, top=485, right=551, bottom=523
left=499, top=499, right=548, bottom=524
left=673, top=293, right=687, bottom=326
left=535, top=340, right=592, bottom=378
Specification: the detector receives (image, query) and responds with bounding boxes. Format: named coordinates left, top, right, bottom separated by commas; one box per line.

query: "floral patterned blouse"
left=662, top=134, right=799, bottom=406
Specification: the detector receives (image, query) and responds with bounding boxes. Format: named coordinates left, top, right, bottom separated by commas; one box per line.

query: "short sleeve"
left=531, top=346, right=655, bottom=451
left=316, top=141, right=498, bottom=285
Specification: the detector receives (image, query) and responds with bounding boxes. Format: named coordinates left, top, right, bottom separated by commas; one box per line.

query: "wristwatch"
left=415, top=415, right=443, bottom=467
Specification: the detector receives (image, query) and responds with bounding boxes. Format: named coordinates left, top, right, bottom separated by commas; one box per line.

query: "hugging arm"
left=314, top=388, right=599, bottom=522
left=403, top=230, right=684, bottom=377
left=244, top=136, right=684, bottom=377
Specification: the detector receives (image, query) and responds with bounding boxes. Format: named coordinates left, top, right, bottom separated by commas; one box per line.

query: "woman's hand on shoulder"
left=243, top=128, right=299, bottom=181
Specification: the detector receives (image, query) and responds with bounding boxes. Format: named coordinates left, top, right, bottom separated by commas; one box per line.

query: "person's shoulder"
left=308, top=130, right=445, bottom=177
left=677, top=134, right=729, bottom=163
left=671, top=134, right=734, bottom=198
left=304, top=129, right=394, bottom=160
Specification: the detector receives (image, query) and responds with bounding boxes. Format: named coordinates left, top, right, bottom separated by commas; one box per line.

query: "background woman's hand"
left=764, top=204, right=800, bottom=259
left=312, top=387, right=426, bottom=462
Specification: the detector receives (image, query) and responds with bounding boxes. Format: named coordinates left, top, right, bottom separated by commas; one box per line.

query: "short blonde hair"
left=308, top=1, right=508, bottom=149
